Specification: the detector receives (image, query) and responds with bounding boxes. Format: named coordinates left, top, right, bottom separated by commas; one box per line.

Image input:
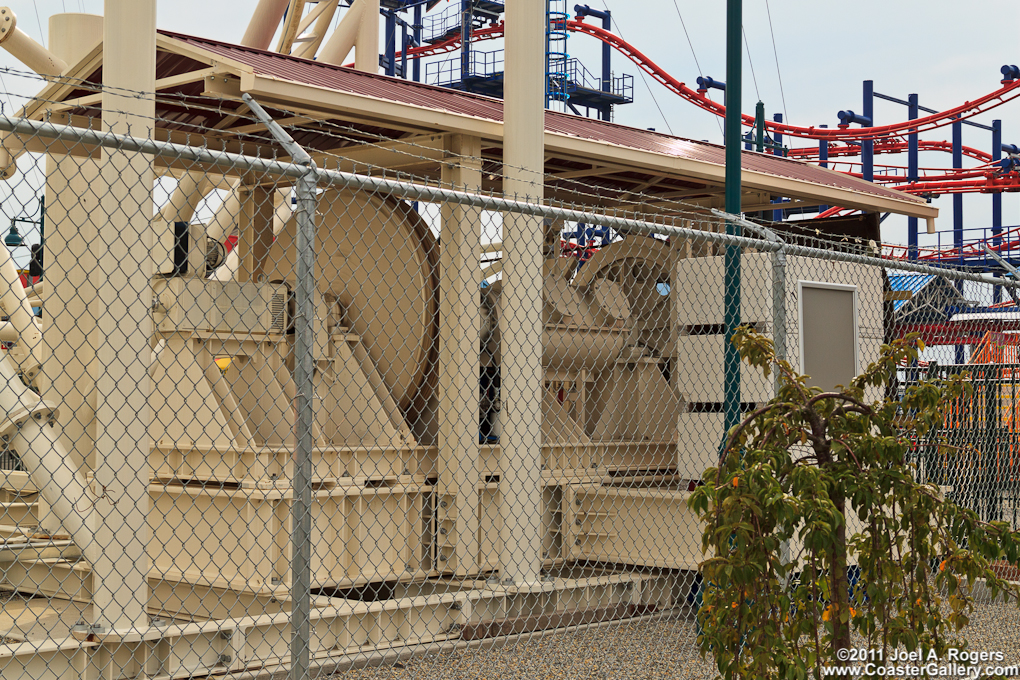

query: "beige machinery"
left=0, top=3, right=931, bottom=677
left=481, top=236, right=682, bottom=449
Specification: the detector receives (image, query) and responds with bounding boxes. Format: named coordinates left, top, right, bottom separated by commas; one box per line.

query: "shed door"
left=799, top=282, right=858, bottom=392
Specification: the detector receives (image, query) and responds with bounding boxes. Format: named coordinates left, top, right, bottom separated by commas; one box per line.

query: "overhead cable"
left=764, top=0, right=789, bottom=124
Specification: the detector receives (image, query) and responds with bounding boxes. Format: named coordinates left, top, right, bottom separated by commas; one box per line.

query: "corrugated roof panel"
left=888, top=273, right=935, bottom=293
left=888, top=273, right=936, bottom=311
left=159, top=30, right=926, bottom=208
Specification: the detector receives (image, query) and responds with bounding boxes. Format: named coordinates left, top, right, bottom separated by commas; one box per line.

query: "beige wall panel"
left=472, top=483, right=562, bottom=573
left=151, top=483, right=431, bottom=589
left=566, top=485, right=701, bottom=569
left=542, top=385, right=591, bottom=444
left=315, top=337, right=404, bottom=448
left=677, top=411, right=726, bottom=480
left=675, top=253, right=774, bottom=328
left=677, top=334, right=774, bottom=404
left=222, top=348, right=295, bottom=448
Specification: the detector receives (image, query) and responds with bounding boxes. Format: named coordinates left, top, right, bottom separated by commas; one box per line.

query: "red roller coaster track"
left=394, top=19, right=1020, bottom=143
left=387, top=13, right=1020, bottom=237
left=787, top=140, right=994, bottom=164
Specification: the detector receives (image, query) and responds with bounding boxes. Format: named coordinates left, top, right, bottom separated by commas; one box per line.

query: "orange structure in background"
left=950, top=331, right=1020, bottom=476
left=970, top=330, right=1020, bottom=365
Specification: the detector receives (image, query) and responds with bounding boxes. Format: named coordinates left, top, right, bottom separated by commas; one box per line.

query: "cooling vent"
left=270, top=293, right=287, bottom=332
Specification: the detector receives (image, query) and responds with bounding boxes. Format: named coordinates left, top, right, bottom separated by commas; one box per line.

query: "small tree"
left=690, top=328, right=1020, bottom=679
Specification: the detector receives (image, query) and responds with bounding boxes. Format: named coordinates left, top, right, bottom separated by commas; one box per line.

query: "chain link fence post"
left=241, top=93, right=318, bottom=680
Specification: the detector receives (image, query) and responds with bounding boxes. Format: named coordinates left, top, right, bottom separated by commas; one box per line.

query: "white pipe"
left=0, top=241, right=39, bottom=341
left=0, top=354, right=95, bottom=559
left=157, top=173, right=212, bottom=226
left=205, top=181, right=242, bottom=244
left=242, top=0, right=290, bottom=50
left=0, top=8, right=68, bottom=75
left=0, top=320, right=21, bottom=342
left=211, top=188, right=291, bottom=282
left=150, top=337, right=165, bottom=365
left=481, top=261, right=502, bottom=280
left=23, top=281, right=43, bottom=300
left=274, top=188, right=293, bottom=226
left=0, top=146, right=15, bottom=180
left=211, top=248, right=239, bottom=281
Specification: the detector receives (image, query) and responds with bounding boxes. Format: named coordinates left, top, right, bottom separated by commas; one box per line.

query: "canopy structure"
left=8, top=30, right=937, bottom=226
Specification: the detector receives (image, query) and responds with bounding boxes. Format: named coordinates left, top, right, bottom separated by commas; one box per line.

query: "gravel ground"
left=330, top=616, right=714, bottom=680
left=330, top=599, right=1020, bottom=680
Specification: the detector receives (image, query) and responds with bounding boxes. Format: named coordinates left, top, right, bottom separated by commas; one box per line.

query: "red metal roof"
left=160, top=30, right=924, bottom=207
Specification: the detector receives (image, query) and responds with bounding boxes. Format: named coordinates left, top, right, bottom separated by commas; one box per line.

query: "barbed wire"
left=0, top=67, right=998, bottom=272
left=0, top=64, right=867, bottom=228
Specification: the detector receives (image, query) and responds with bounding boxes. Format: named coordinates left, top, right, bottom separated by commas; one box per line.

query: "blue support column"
left=573, top=4, right=613, bottom=120
left=993, top=119, right=1003, bottom=304
left=772, top=113, right=783, bottom=222
left=818, top=124, right=828, bottom=213
left=460, top=0, right=471, bottom=85
left=953, top=116, right=964, bottom=253
left=384, top=11, right=397, bottom=77
left=908, top=93, right=919, bottom=260
left=773, top=113, right=783, bottom=155
left=953, top=115, right=965, bottom=363
left=600, top=11, right=612, bottom=120
left=754, top=102, right=765, bottom=152
left=862, top=80, right=874, bottom=183
left=400, top=23, right=409, bottom=79
left=413, top=5, right=422, bottom=82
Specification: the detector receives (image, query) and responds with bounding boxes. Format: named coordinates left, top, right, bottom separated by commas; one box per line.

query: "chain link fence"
left=0, top=80, right=1019, bottom=679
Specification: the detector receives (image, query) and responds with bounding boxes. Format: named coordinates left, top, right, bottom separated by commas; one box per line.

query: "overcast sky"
left=1, top=0, right=1019, bottom=247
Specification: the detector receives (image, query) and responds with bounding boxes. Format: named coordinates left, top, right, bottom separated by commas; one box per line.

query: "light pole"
left=722, top=0, right=742, bottom=449
left=5, top=196, right=43, bottom=249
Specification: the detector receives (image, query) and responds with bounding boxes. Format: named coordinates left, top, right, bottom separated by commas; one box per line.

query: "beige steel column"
left=353, top=0, right=380, bottom=73
left=498, top=0, right=545, bottom=586
left=91, top=0, right=156, bottom=632
left=237, top=184, right=276, bottom=283
left=41, top=13, right=103, bottom=495
left=437, top=134, right=482, bottom=576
